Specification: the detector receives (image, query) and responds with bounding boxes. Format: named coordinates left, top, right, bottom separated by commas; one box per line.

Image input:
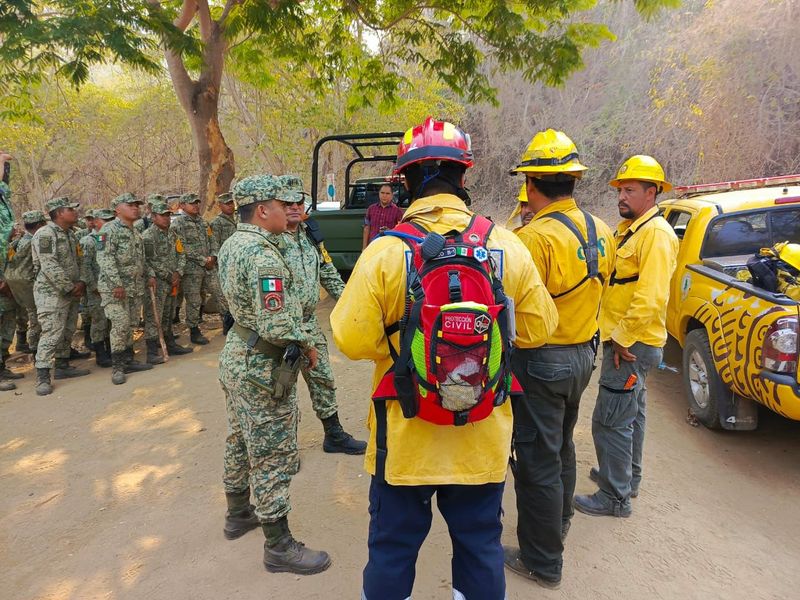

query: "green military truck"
left=308, top=132, right=409, bottom=272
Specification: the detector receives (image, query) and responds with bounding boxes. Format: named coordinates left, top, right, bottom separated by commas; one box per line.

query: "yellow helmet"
left=509, top=129, right=588, bottom=178
left=517, top=183, right=527, bottom=203
left=777, top=242, right=800, bottom=272
left=610, top=155, right=672, bottom=193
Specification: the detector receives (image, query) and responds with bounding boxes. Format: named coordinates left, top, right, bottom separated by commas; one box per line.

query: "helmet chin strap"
left=416, top=166, right=441, bottom=198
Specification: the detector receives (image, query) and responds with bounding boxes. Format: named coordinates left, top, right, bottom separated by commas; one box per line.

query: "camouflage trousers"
left=143, top=280, right=176, bottom=341
left=103, top=295, right=143, bottom=354
left=34, top=295, right=79, bottom=369
left=219, top=337, right=299, bottom=523
left=9, top=282, right=38, bottom=348
left=301, top=315, right=338, bottom=421
left=85, top=292, right=108, bottom=344
left=182, top=266, right=228, bottom=328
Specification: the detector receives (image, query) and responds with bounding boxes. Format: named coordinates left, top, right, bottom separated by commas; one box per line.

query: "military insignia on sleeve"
left=206, top=225, right=213, bottom=237
left=76, top=243, right=83, bottom=257
left=144, top=240, right=154, bottom=259
left=175, top=238, right=184, bottom=253
left=39, top=236, right=53, bottom=254
left=259, top=273, right=284, bottom=311
left=319, top=242, right=333, bottom=264
left=7, top=247, right=15, bottom=261
left=95, top=234, right=106, bottom=251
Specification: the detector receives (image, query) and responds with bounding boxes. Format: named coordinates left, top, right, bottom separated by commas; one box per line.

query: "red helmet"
left=393, top=117, right=474, bottom=174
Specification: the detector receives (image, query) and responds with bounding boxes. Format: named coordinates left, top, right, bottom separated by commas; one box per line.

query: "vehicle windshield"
left=701, top=207, right=800, bottom=258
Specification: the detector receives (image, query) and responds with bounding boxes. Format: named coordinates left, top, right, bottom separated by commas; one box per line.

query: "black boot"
left=54, top=358, right=90, bottom=379
left=224, top=489, right=260, bottom=540
left=123, top=346, right=153, bottom=373
left=146, top=339, right=165, bottom=365
left=111, top=353, right=126, bottom=385
left=69, top=346, right=90, bottom=360
left=0, top=356, right=17, bottom=391
left=15, top=330, right=31, bottom=354
left=190, top=326, right=209, bottom=345
left=262, top=517, right=331, bottom=575
left=35, top=367, right=52, bottom=396
left=93, top=341, right=112, bottom=368
left=322, top=412, right=367, bottom=455
left=165, top=332, right=192, bottom=355
left=83, top=321, right=92, bottom=350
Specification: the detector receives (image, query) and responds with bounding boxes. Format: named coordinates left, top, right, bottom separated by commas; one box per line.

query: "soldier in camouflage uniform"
left=32, top=197, right=91, bottom=396
left=170, top=192, right=230, bottom=345
left=218, top=174, right=331, bottom=575
left=210, top=192, right=237, bottom=250
left=0, top=154, right=18, bottom=389
left=279, top=175, right=366, bottom=455
left=97, top=193, right=156, bottom=385
left=142, top=200, right=192, bottom=362
left=79, top=208, right=115, bottom=368
left=6, top=210, right=48, bottom=357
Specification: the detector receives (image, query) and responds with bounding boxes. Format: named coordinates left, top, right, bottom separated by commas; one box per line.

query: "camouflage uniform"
left=281, top=221, right=345, bottom=420
left=142, top=201, right=186, bottom=342
left=79, top=210, right=115, bottom=345
left=6, top=211, right=47, bottom=350
left=210, top=205, right=237, bottom=250
left=32, top=201, right=83, bottom=369
left=219, top=176, right=311, bottom=523
left=97, top=194, right=154, bottom=354
left=169, top=193, right=228, bottom=328
left=0, top=183, right=17, bottom=356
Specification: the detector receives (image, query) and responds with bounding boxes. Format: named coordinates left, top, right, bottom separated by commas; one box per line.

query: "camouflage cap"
left=147, top=193, right=165, bottom=206
left=111, top=192, right=142, bottom=209
left=278, top=174, right=308, bottom=203
left=233, top=174, right=303, bottom=208
left=46, top=197, right=80, bottom=212
left=84, top=209, right=95, bottom=219
left=150, top=200, right=173, bottom=215
left=94, top=208, right=115, bottom=220
left=180, top=192, right=200, bottom=204
left=22, top=210, right=47, bottom=225
left=217, top=191, right=233, bottom=203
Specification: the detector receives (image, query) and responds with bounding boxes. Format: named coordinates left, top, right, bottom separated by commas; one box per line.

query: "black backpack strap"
left=373, top=397, right=388, bottom=482
left=543, top=210, right=600, bottom=298
left=608, top=213, right=660, bottom=286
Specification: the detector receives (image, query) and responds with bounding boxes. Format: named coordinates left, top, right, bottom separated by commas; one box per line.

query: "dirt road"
left=2, top=301, right=799, bottom=600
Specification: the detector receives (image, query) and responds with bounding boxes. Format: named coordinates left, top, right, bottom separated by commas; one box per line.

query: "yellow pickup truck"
left=660, top=175, right=800, bottom=430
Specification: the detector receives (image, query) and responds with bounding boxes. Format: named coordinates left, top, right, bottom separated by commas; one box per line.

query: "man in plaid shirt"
left=362, top=184, right=404, bottom=248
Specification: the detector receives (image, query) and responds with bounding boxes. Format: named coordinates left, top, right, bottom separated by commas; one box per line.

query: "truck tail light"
left=763, top=317, right=798, bottom=373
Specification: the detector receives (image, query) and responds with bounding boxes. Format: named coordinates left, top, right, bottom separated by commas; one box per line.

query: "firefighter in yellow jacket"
left=504, top=129, right=616, bottom=588
left=575, top=155, right=679, bottom=518
left=331, top=118, right=558, bottom=600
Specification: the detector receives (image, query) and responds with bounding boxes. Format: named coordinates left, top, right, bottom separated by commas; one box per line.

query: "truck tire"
left=682, top=329, right=726, bottom=430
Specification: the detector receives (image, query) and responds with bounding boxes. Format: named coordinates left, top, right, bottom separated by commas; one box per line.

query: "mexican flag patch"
left=261, top=276, right=283, bottom=293
left=95, top=233, right=106, bottom=251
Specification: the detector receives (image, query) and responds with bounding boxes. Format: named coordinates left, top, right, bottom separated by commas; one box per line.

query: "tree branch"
left=219, top=0, right=242, bottom=25
left=197, top=0, right=213, bottom=41
left=174, top=0, right=198, bottom=32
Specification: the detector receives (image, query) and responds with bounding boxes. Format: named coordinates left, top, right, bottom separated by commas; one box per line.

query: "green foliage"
left=2, top=0, right=679, bottom=119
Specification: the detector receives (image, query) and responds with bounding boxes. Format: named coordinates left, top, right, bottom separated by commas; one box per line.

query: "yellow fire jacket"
left=517, top=198, right=616, bottom=345
left=330, top=194, right=558, bottom=486
left=599, top=206, right=679, bottom=348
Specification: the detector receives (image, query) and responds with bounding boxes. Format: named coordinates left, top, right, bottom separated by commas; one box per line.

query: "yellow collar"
left=402, top=194, right=470, bottom=222
left=532, top=198, right=578, bottom=221
left=617, top=205, right=659, bottom=236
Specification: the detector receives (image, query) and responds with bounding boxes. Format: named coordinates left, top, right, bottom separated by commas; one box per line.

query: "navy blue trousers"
left=362, top=477, right=506, bottom=600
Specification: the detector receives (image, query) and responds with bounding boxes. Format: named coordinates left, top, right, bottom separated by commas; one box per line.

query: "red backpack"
left=372, top=215, right=521, bottom=426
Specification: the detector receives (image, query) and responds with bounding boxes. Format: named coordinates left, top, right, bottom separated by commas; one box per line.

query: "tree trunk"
left=162, top=18, right=234, bottom=214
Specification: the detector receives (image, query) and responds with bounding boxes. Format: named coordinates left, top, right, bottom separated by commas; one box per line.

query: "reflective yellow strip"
left=443, top=122, right=456, bottom=140
left=403, top=129, right=413, bottom=144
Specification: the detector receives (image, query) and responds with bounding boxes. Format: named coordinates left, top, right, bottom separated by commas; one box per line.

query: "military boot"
left=0, top=357, right=17, bottom=391
left=111, top=353, right=127, bottom=385
left=54, top=358, right=90, bottom=379
left=69, top=346, right=90, bottom=360
left=123, top=346, right=153, bottom=373
left=93, top=341, right=112, bottom=368
left=190, top=327, right=209, bottom=345
left=321, top=412, right=367, bottom=455
left=83, top=321, right=92, bottom=350
left=35, top=368, right=53, bottom=396
left=165, top=332, right=192, bottom=356
left=262, top=517, right=331, bottom=575
left=224, top=489, right=260, bottom=540
left=145, top=339, right=165, bottom=365
left=15, top=330, right=31, bottom=354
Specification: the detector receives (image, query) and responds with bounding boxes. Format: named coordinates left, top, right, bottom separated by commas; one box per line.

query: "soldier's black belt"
left=231, top=323, right=284, bottom=360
